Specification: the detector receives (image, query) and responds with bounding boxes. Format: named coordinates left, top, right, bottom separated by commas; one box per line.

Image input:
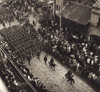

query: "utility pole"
left=46, top=0, right=47, bottom=4
left=60, top=15, right=62, bottom=28
left=46, top=0, right=48, bottom=26
left=53, top=0, right=56, bottom=21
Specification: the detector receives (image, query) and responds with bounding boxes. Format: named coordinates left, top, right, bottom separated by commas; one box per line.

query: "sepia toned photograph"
left=0, top=0, right=100, bottom=92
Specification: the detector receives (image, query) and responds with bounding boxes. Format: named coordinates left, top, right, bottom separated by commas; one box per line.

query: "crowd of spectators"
left=0, top=58, right=47, bottom=92
left=38, top=21, right=100, bottom=91
left=0, top=0, right=99, bottom=91
left=2, top=0, right=38, bottom=23
left=0, top=63, right=22, bottom=92
left=0, top=19, right=100, bottom=91
left=15, top=58, right=47, bottom=92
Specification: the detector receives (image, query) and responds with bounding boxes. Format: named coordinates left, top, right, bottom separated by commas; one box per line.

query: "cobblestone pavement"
left=24, top=52, right=95, bottom=92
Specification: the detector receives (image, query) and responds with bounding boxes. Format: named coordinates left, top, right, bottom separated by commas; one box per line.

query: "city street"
left=24, top=52, right=96, bottom=92
left=0, top=0, right=100, bottom=92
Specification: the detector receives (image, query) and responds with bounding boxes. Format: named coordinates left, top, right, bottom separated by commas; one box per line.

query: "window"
left=56, top=5, right=60, bottom=11
left=56, top=5, right=59, bottom=10
left=97, top=17, right=100, bottom=27
left=56, top=5, right=58, bottom=10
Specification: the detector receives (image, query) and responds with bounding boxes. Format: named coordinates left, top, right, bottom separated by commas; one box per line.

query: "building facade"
left=91, top=0, right=100, bottom=27
left=89, top=0, right=100, bottom=37
left=56, top=0, right=68, bottom=11
left=56, top=1, right=92, bottom=36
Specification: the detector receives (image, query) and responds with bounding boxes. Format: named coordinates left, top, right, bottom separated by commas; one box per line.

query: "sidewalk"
left=24, top=52, right=95, bottom=92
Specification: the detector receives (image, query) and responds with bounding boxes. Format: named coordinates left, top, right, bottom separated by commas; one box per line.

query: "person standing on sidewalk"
left=44, top=55, right=47, bottom=65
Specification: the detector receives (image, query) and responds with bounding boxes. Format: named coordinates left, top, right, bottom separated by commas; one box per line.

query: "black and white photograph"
left=0, top=0, right=100, bottom=92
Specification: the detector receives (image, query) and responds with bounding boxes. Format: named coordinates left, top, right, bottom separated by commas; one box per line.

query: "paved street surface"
left=24, top=52, right=95, bottom=92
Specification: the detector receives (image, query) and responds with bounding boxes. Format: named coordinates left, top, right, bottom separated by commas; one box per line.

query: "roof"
left=59, top=2, right=92, bottom=25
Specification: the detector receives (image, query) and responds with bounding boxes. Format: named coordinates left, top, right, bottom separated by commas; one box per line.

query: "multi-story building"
left=88, top=0, right=100, bottom=41
left=56, top=1, right=92, bottom=36
left=90, top=0, right=100, bottom=27
left=55, top=0, right=100, bottom=37
left=56, top=0, right=68, bottom=11
left=89, top=0, right=100, bottom=35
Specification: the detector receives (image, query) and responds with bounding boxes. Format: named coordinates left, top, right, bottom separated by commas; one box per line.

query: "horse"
left=67, top=76, right=75, bottom=84
left=49, top=62, right=57, bottom=71
left=65, top=73, right=75, bottom=84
